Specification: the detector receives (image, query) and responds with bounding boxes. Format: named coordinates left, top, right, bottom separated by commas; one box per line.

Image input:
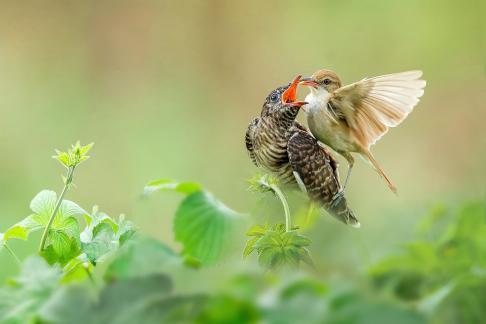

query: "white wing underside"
left=333, top=70, right=426, bottom=147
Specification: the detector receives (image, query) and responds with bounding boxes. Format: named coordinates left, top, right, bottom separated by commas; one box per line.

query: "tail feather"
left=326, top=195, right=360, bottom=228
left=363, top=150, right=398, bottom=194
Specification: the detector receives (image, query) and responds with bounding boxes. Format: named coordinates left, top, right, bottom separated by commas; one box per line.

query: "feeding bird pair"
left=245, top=69, right=426, bottom=227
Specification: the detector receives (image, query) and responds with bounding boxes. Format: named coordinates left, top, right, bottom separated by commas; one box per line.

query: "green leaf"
left=4, top=191, right=86, bottom=244
left=263, top=278, right=328, bottom=324
left=38, top=285, right=93, bottom=324
left=197, top=294, right=259, bottom=324
left=1, top=190, right=86, bottom=266
left=104, top=236, right=182, bottom=281
left=61, top=259, right=93, bottom=284
left=143, top=179, right=202, bottom=196
left=81, top=223, right=117, bottom=264
left=245, top=224, right=269, bottom=237
left=41, top=236, right=81, bottom=266
left=254, top=230, right=313, bottom=270
left=80, top=207, right=135, bottom=264
left=0, top=256, right=61, bottom=323
left=4, top=215, right=41, bottom=240
left=39, top=274, right=206, bottom=324
left=174, top=191, right=241, bottom=265
left=30, top=190, right=57, bottom=217
left=81, top=206, right=117, bottom=237
left=243, top=236, right=259, bottom=258
left=40, top=216, right=82, bottom=266
left=324, top=291, right=427, bottom=324
left=116, top=215, right=135, bottom=245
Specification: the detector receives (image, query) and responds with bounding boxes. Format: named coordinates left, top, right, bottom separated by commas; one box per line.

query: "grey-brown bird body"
left=245, top=78, right=359, bottom=227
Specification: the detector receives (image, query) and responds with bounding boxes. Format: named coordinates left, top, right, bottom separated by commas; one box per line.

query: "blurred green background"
left=0, top=0, right=485, bottom=293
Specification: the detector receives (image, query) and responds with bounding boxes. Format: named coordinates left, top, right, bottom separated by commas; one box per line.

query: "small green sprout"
left=53, top=141, right=94, bottom=169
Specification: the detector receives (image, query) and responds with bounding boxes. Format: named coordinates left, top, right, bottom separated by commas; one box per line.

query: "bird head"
left=300, top=69, right=342, bottom=93
left=261, top=75, right=307, bottom=117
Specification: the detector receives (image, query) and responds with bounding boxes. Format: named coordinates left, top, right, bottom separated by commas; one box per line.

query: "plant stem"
left=39, top=166, right=75, bottom=252
left=4, top=243, right=21, bottom=265
left=270, top=184, right=291, bottom=232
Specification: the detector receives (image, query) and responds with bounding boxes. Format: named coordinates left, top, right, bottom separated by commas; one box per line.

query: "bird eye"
left=323, top=78, right=332, bottom=85
left=270, top=93, right=279, bottom=102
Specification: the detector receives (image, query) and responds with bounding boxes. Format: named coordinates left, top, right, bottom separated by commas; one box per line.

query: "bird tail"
left=326, top=195, right=360, bottom=228
left=362, top=150, right=398, bottom=195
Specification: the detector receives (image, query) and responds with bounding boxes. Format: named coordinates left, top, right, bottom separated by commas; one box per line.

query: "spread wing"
left=245, top=117, right=260, bottom=167
left=330, top=70, right=426, bottom=148
left=287, top=129, right=359, bottom=226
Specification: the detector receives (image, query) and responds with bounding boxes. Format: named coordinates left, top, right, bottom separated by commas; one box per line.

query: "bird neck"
left=275, top=106, right=300, bottom=130
left=304, top=88, right=330, bottom=115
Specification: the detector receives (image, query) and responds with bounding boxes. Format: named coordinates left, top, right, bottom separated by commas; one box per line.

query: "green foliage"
left=145, top=179, right=242, bottom=266
left=53, top=141, right=93, bottom=169
left=0, top=142, right=135, bottom=287
left=246, top=173, right=313, bottom=269
left=2, top=190, right=86, bottom=266
left=104, top=236, right=183, bottom=281
left=0, top=257, right=62, bottom=323
left=1, top=143, right=484, bottom=323
left=38, top=274, right=207, bottom=324
left=80, top=207, right=134, bottom=265
left=256, top=229, right=313, bottom=270
left=244, top=224, right=313, bottom=270
left=174, top=191, right=241, bottom=265
left=4, top=190, right=86, bottom=243
left=143, top=179, right=202, bottom=196
left=322, top=291, right=427, bottom=324
left=247, top=173, right=279, bottom=193
left=369, top=201, right=486, bottom=323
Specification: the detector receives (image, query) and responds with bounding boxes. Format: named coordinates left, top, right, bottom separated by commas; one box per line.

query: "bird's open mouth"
left=282, top=75, right=307, bottom=107
left=300, top=77, right=319, bottom=89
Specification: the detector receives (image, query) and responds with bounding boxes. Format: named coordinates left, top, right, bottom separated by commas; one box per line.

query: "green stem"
left=270, top=184, right=291, bottom=232
left=4, top=243, right=21, bottom=265
left=39, top=166, right=75, bottom=252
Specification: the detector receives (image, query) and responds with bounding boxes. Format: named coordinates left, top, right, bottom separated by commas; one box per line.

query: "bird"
left=300, top=69, right=426, bottom=194
left=245, top=75, right=359, bottom=227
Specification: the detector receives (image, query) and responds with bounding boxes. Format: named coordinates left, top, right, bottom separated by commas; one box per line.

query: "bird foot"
left=330, top=190, right=345, bottom=208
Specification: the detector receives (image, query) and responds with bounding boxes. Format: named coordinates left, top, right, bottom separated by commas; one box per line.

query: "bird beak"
left=300, top=77, right=319, bottom=89
left=282, top=75, right=307, bottom=107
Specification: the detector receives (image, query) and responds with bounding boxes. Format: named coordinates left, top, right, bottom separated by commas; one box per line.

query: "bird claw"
left=331, top=190, right=345, bottom=208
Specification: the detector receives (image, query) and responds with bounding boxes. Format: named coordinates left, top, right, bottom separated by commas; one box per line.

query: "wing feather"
left=245, top=118, right=260, bottom=167
left=330, top=70, right=426, bottom=147
left=287, top=129, right=359, bottom=226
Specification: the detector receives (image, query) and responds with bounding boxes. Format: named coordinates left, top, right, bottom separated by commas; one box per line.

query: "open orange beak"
left=300, top=77, right=319, bottom=89
left=282, top=75, right=307, bottom=108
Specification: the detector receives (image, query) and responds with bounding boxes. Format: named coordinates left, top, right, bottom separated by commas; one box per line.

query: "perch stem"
left=270, top=184, right=291, bottom=232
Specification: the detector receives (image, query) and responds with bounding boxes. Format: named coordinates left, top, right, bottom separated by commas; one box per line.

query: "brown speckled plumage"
left=245, top=81, right=359, bottom=226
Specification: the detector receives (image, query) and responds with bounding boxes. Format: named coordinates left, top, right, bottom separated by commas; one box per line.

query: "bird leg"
left=341, top=152, right=355, bottom=192
left=330, top=152, right=354, bottom=209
